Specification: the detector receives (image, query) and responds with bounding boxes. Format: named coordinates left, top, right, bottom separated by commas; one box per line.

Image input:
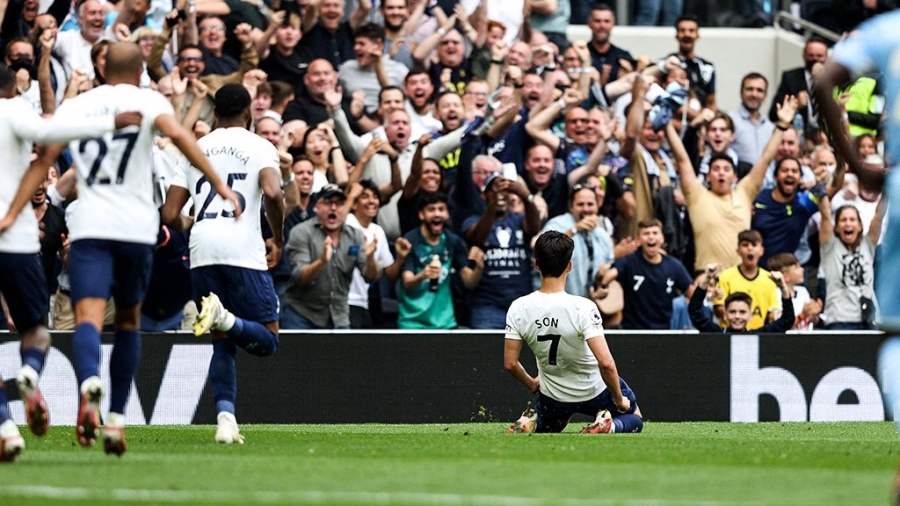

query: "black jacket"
left=688, top=287, right=795, bottom=333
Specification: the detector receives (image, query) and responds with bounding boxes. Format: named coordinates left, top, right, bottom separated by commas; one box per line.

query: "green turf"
left=0, top=423, right=898, bottom=505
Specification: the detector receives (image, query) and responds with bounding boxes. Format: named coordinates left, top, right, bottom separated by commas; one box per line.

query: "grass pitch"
left=0, top=422, right=897, bottom=506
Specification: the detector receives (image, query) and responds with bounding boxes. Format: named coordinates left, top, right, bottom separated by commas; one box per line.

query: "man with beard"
left=54, top=0, right=104, bottom=79
left=397, top=191, right=484, bottom=329
left=542, top=183, right=615, bottom=298
left=283, top=183, right=380, bottom=329
left=463, top=172, right=541, bottom=329
left=730, top=72, right=774, bottom=167
left=751, top=157, right=824, bottom=268
left=299, top=0, right=369, bottom=69
left=663, top=15, right=716, bottom=110
left=258, top=12, right=311, bottom=93
left=339, top=23, right=409, bottom=115
left=594, top=218, right=693, bottom=330
left=345, top=179, right=408, bottom=328
left=666, top=95, right=798, bottom=274
left=403, top=66, right=442, bottom=134
left=380, top=0, right=414, bottom=69
left=770, top=36, right=829, bottom=129
left=712, top=230, right=783, bottom=330
left=586, top=3, right=634, bottom=84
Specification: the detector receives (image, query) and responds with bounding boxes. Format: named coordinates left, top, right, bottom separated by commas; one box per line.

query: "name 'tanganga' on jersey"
left=172, top=127, right=280, bottom=271
left=505, top=290, right=607, bottom=403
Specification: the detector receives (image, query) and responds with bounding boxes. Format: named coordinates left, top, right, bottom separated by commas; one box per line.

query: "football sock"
left=210, top=339, right=237, bottom=415
left=0, top=383, right=8, bottom=424
left=613, top=414, right=644, bottom=433
left=20, top=347, right=46, bottom=375
left=226, top=318, right=278, bottom=357
left=72, top=323, right=101, bottom=384
left=109, top=330, right=141, bottom=415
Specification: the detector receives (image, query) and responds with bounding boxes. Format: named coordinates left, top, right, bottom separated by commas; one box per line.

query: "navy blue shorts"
left=0, top=252, right=49, bottom=330
left=534, top=377, right=639, bottom=433
left=68, top=239, right=154, bottom=307
left=191, top=265, right=279, bottom=324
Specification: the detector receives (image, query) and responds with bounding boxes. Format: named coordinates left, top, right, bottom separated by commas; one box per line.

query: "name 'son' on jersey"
left=535, top=317, right=559, bottom=330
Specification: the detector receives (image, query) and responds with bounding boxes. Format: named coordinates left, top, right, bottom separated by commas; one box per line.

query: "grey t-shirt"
left=821, top=235, right=876, bottom=323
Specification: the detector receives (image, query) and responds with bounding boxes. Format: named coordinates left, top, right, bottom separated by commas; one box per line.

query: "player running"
left=53, top=42, right=240, bottom=456
left=162, top=83, right=283, bottom=444
left=0, top=63, right=146, bottom=462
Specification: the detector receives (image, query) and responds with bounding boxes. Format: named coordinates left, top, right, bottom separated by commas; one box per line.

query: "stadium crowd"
left=0, top=0, right=891, bottom=333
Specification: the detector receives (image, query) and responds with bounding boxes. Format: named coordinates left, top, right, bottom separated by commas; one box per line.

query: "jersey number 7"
left=537, top=334, right=561, bottom=365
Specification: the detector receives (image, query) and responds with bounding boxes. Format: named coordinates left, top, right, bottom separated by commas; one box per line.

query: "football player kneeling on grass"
left=503, top=230, right=643, bottom=434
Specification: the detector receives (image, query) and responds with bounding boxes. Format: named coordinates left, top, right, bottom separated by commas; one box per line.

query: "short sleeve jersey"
left=58, top=84, right=174, bottom=245
left=505, top=291, right=606, bottom=403
left=614, top=252, right=693, bottom=330
left=172, top=127, right=279, bottom=270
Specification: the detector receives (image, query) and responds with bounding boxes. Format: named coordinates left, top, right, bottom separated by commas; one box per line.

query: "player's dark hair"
left=534, top=230, right=573, bottom=278
left=737, top=229, right=763, bottom=246
left=418, top=191, right=448, bottom=210
left=354, top=22, right=385, bottom=43
left=766, top=252, right=799, bottom=272
left=0, top=64, right=15, bottom=93
left=214, top=83, right=252, bottom=120
left=724, top=292, right=752, bottom=309
left=708, top=152, right=736, bottom=171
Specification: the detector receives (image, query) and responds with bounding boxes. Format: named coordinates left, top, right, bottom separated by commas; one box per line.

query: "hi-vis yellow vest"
left=835, top=77, right=879, bottom=137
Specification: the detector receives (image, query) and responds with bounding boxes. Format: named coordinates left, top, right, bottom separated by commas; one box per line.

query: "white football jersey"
left=505, top=291, right=607, bottom=403
left=57, top=84, right=174, bottom=245
left=0, top=96, right=115, bottom=253
left=172, top=127, right=279, bottom=270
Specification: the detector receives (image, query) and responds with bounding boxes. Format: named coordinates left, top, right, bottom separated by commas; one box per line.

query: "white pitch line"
left=0, top=485, right=790, bottom=506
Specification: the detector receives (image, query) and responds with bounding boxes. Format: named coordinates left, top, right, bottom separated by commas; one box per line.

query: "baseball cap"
left=481, top=172, right=502, bottom=193
left=318, top=183, right=346, bottom=201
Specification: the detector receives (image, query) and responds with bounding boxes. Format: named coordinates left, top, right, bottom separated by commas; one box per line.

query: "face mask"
left=804, top=59, right=817, bottom=73
left=8, top=56, right=35, bottom=79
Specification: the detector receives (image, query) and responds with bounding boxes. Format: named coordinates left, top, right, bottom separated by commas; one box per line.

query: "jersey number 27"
left=78, top=131, right=139, bottom=186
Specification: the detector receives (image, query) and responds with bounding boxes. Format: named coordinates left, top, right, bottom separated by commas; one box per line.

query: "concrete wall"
left=566, top=26, right=808, bottom=114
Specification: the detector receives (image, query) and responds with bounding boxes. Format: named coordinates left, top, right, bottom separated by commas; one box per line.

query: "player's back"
left=60, top=84, right=173, bottom=245
left=181, top=127, right=278, bottom=271
left=506, top=290, right=606, bottom=403
left=0, top=97, right=41, bottom=253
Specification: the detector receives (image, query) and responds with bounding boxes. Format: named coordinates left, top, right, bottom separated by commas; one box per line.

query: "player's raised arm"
left=154, top=113, right=243, bottom=217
